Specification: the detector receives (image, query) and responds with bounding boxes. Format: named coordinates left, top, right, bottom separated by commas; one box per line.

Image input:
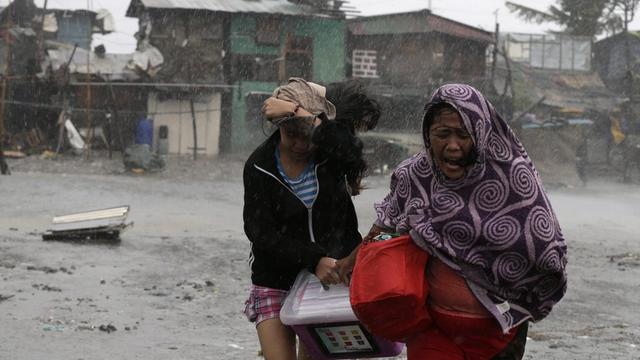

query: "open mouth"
left=443, top=157, right=465, bottom=167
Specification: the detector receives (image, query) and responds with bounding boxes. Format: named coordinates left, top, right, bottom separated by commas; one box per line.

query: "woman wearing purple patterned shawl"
left=371, top=84, right=567, bottom=359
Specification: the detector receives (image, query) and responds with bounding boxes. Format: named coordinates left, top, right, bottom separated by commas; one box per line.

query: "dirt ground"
left=1, top=153, right=639, bottom=360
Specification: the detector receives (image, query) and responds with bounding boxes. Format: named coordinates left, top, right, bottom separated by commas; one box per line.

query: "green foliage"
left=506, top=0, right=639, bottom=37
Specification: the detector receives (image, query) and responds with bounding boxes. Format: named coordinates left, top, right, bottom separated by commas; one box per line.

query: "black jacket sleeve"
left=243, top=163, right=326, bottom=271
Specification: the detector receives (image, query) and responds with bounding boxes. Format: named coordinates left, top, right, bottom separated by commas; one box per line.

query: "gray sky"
left=4, top=0, right=640, bottom=53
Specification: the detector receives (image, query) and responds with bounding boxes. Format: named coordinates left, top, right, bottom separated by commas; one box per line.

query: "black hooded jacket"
left=243, top=121, right=362, bottom=290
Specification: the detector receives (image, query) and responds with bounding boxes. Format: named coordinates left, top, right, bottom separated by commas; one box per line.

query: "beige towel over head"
left=272, top=77, right=336, bottom=120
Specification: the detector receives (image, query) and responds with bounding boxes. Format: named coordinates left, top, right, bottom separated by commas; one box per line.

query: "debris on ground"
left=2, top=150, right=27, bottom=158
left=40, top=150, right=58, bottom=160
left=0, top=294, right=15, bottom=302
left=609, top=253, right=640, bottom=268
left=42, top=324, right=65, bottom=332
left=123, top=144, right=165, bottom=172
left=32, top=284, right=62, bottom=292
left=98, top=324, right=117, bottom=333
left=26, top=265, right=60, bottom=274
left=42, top=206, right=132, bottom=242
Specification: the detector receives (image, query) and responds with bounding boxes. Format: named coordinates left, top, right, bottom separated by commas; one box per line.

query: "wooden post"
left=190, top=93, right=198, bottom=161
left=83, top=0, right=93, bottom=159
left=84, top=48, right=93, bottom=159
left=55, top=44, right=78, bottom=154
left=37, top=0, right=48, bottom=63
left=55, top=95, right=68, bottom=153
left=490, top=16, right=499, bottom=87
left=0, top=0, right=14, bottom=146
left=106, top=76, right=125, bottom=156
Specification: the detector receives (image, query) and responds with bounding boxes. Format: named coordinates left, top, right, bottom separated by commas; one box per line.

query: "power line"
left=0, top=99, right=229, bottom=116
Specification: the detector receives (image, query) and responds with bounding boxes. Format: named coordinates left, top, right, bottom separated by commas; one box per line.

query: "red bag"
left=349, top=234, right=431, bottom=342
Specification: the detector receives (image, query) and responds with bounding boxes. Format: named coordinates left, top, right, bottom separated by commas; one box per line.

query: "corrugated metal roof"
left=348, top=10, right=493, bottom=43
left=43, top=42, right=138, bottom=80
left=131, top=0, right=319, bottom=16
left=495, top=64, right=620, bottom=111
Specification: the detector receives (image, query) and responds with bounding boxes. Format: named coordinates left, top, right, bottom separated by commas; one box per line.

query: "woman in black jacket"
left=243, top=78, right=379, bottom=360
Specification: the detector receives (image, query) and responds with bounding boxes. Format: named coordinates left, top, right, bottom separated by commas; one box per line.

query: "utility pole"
left=84, top=0, right=93, bottom=159
left=0, top=0, right=13, bottom=145
left=37, top=0, right=48, bottom=63
left=490, top=9, right=500, bottom=88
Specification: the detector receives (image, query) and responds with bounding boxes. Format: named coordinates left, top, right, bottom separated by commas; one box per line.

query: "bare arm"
left=261, top=97, right=314, bottom=119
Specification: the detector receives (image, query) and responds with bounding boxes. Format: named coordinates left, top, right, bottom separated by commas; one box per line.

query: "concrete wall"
left=148, top=92, right=222, bottom=156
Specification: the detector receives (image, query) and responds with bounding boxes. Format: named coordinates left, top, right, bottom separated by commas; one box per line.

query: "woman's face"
left=428, top=109, right=474, bottom=180
left=279, top=121, right=314, bottom=161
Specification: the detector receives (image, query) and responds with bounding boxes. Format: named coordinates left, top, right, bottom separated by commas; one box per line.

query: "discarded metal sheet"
left=42, top=206, right=132, bottom=242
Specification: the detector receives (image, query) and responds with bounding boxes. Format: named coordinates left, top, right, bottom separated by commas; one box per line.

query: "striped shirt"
left=275, top=149, right=318, bottom=208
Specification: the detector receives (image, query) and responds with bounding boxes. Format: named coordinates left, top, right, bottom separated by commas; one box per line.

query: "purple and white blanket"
left=375, top=84, right=568, bottom=333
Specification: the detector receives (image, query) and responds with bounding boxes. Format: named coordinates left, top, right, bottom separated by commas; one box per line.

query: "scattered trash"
left=76, top=325, right=95, bottom=331
left=2, top=150, right=26, bottom=158
left=42, top=324, right=65, bottom=332
left=26, top=265, right=60, bottom=274
left=228, top=344, right=244, bottom=350
left=40, top=150, right=58, bottom=160
left=9, top=227, right=18, bottom=231
left=123, top=144, right=165, bottom=172
left=168, top=346, right=178, bottom=350
left=608, top=253, right=640, bottom=268
left=64, top=119, right=86, bottom=155
left=32, top=284, right=62, bottom=292
left=42, top=206, right=132, bottom=242
left=0, top=294, right=15, bottom=302
left=98, top=324, right=117, bottom=333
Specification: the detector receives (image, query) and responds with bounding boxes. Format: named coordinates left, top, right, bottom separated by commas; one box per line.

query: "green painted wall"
left=231, top=81, right=278, bottom=152
left=228, top=15, right=346, bottom=151
left=286, top=16, right=346, bottom=83
left=229, top=16, right=280, bottom=55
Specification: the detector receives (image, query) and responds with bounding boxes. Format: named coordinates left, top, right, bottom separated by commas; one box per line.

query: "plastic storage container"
left=280, top=271, right=404, bottom=360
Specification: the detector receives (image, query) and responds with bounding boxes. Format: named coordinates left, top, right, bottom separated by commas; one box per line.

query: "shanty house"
left=347, top=9, right=494, bottom=131
left=593, top=31, right=640, bottom=98
left=126, top=0, right=348, bottom=154
left=43, top=8, right=114, bottom=50
left=495, top=32, right=621, bottom=179
left=0, top=0, right=122, bottom=153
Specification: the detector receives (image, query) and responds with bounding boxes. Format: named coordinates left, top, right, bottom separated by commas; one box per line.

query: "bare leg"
left=256, top=318, right=297, bottom=360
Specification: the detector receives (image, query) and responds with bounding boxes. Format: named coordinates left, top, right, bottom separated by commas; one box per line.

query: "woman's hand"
left=262, top=97, right=296, bottom=119
left=335, top=248, right=359, bottom=285
left=315, top=256, right=340, bottom=287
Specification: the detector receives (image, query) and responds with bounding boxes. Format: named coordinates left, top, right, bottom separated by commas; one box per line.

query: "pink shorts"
left=244, top=285, right=289, bottom=325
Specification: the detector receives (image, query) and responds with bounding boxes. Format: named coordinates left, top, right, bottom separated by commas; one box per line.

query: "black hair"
left=324, top=80, right=381, bottom=195
left=326, top=80, right=381, bottom=135
left=424, top=102, right=458, bottom=132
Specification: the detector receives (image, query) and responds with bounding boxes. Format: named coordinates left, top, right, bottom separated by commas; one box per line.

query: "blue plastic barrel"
left=135, top=117, right=154, bottom=146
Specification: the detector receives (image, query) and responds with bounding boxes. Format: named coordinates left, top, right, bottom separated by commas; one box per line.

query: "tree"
left=506, top=0, right=609, bottom=37
left=506, top=0, right=639, bottom=37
